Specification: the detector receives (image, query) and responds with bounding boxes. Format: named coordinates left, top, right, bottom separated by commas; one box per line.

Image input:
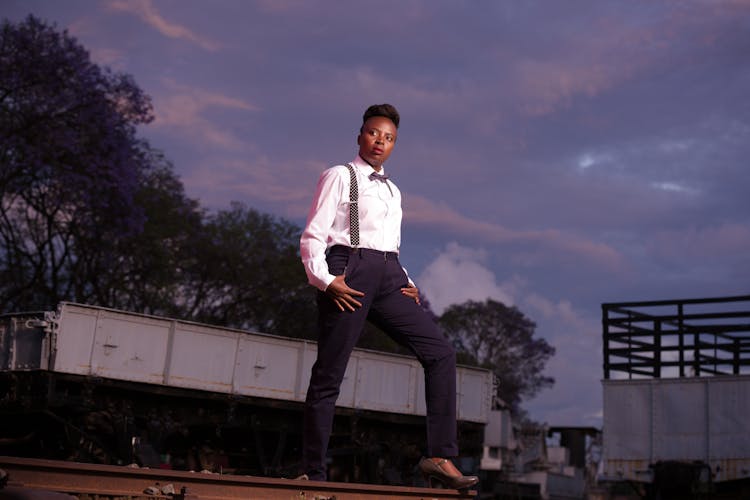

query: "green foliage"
left=106, top=149, right=205, bottom=315
left=439, top=299, right=555, bottom=413
left=179, top=201, right=317, bottom=336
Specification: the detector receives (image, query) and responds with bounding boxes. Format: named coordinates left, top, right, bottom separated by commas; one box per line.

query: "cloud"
left=514, top=58, right=628, bottom=117
left=504, top=2, right=750, bottom=119
left=418, top=243, right=605, bottom=426
left=107, top=0, right=220, bottom=50
left=405, top=195, right=624, bottom=270
left=151, top=79, right=258, bottom=149
left=88, top=47, right=127, bottom=67
left=520, top=297, right=603, bottom=426
left=525, top=347, right=603, bottom=427
left=524, top=294, right=580, bottom=327
left=649, top=223, right=750, bottom=263
left=417, top=242, right=518, bottom=315
left=181, top=157, right=327, bottom=216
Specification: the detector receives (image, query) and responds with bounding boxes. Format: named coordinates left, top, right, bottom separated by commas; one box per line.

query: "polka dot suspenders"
left=345, top=163, right=360, bottom=248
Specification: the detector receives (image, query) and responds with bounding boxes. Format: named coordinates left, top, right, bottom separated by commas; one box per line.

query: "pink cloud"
left=509, top=4, right=750, bottom=118
left=151, top=79, right=258, bottom=149
left=107, top=0, right=220, bottom=51
left=514, top=59, right=626, bottom=117
left=181, top=157, right=325, bottom=217
left=404, top=195, right=623, bottom=269
left=650, top=223, right=750, bottom=261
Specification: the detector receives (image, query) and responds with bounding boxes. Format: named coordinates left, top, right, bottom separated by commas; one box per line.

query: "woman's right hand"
left=326, top=275, right=365, bottom=312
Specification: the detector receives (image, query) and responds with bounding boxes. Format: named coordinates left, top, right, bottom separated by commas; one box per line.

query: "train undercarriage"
left=0, top=370, right=485, bottom=486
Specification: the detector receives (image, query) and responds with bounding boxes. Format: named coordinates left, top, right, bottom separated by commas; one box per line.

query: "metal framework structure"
left=602, top=294, right=750, bottom=379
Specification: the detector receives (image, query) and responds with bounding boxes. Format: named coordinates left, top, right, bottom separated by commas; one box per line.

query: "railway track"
left=0, top=456, right=476, bottom=500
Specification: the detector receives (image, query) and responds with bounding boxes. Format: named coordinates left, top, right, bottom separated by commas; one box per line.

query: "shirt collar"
left=353, top=155, right=386, bottom=176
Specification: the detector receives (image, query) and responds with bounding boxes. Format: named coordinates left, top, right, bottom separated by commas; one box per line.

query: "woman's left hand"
left=401, top=283, right=420, bottom=305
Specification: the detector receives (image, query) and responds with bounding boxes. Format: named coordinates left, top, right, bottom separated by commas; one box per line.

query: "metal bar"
left=602, top=295, right=749, bottom=378
left=693, top=366, right=731, bottom=376
left=602, top=295, right=750, bottom=309
left=605, top=365, right=656, bottom=377
left=607, top=337, right=657, bottom=348
left=606, top=323, right=750, bottom=338
left=607, top=351, right=658, bottom=363
left=654, top=320, right=661, bottom=378
left=606, top=327, right=669, bottom=337
left=607, top=312, right=750, bottom=323
left=694, top=341, right=750, bottom=353
left=603, top=305, right=610, bottom=379
left=734, top=338, right=741, bottom=375
left=678, top=303, right=685, bottom=377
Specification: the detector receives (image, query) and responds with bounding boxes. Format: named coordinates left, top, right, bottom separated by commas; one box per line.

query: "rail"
left=602, top=294, right=750, bottom=379
left=0, top=456, right=476, bottom=500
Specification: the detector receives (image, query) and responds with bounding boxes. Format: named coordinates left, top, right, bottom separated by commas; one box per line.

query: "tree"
left=0, top=15, right=153, bottom=311
left=101, top=149, right=205, bottom=315
left=178, top=202, right=317, bottom=337
left=0, top=15, right=318, bottom=340
left=439, top=299, right=555, bottom=413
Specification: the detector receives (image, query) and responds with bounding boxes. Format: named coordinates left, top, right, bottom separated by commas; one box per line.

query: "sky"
left=3, top=0, right=749, bottom=428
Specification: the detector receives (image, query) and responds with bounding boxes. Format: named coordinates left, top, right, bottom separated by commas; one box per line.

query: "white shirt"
left=300, top=155, right=404, bottom=291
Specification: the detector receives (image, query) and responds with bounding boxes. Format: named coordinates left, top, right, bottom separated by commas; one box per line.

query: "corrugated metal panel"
left=602, top=381, right=651, bottom=460
left=46, top=302, right=492, bottom=423
left=53, top=304, right=99, bottom=375
left=234, top=334, right=304, bottom=400
left=483, top=409, right=514, bottom=448
left=709, top=378, right=750, bottom=460
left=603, top=376, right=750, bottom=483
left=90, top=311, right=170, bottom=384
left=652, top=381, right=707, bottom=461
left=458, top=368, right=492, bottom=423
left=167, top=322, right=238, bottom=392
left=354, top=353, right=419, bottom=414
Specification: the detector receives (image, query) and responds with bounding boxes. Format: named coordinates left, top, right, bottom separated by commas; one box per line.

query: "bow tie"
left=369, top=171, right=390, bottom=182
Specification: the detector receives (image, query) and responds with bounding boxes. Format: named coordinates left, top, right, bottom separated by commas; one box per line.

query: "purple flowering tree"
left=0, top=16, right=316, bottom=336
left=0, top=15, right=154, bottom=310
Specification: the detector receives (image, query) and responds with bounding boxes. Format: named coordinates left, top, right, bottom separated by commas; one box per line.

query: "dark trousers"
left=302, top=245, right=458, bottom=480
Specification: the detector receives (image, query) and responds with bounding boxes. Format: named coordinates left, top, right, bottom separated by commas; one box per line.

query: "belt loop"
left=384, top=251, right=387, bottom=262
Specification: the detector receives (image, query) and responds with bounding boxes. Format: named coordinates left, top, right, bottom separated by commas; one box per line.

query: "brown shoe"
left=418, top=457, right=479, bottom=490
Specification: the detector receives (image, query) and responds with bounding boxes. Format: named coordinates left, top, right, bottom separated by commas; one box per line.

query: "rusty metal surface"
left=0, top=456, right=476, bottom=500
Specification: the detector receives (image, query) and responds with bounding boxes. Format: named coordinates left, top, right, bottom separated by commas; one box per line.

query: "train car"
left=0, top=302, right=494, bottom=485
left=600, top=295, right=750, bottom=499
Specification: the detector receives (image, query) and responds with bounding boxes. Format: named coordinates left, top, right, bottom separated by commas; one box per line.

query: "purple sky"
left=5, top=0, right=749, bottom=427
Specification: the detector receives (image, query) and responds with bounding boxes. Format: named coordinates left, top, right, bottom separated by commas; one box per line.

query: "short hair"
left=361, top=103, right=400, bottom=132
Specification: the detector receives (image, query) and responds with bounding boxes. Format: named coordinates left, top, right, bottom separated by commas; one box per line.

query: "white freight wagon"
left=602, top=376, right=750, bottom=484
left=4, top=301, right=493, bottom=424
left=600, top=295, right=750, bottom=496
